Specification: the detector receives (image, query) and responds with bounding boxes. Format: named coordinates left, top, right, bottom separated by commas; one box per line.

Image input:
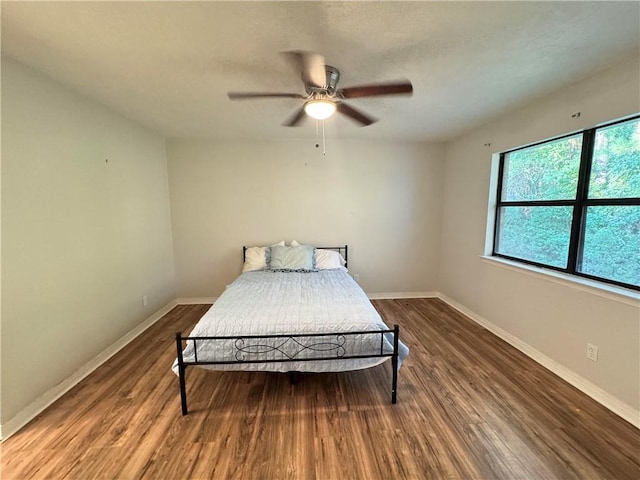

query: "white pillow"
left=242, top=241, right=285, bottom=272
left=315, top=249, right=347, bottom=271
left=242, top=246, right=269, bottom=272
left=290, top=240, right=301, bottom=247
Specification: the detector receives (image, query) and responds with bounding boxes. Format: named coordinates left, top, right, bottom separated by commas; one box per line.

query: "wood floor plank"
left=2, top=299, right=639, bottom=479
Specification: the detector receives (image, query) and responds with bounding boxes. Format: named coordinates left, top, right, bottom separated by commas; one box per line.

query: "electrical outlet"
left=142, top=295, right=148, bottom=307
left=353, top=274, right=360, bottom=283
left=586, top=343, right=598, bottom=362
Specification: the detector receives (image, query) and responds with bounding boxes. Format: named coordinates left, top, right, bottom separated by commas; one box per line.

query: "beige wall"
left=167, top=139, right=444, bottom=297
left=1, top=57, right=176, bottom=423
left=439, top=56, right=640, bottom=412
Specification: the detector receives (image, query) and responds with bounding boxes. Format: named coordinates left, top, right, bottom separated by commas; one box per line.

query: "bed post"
left=391, top=324, right=399, bottom=404
left=175, top=332, right=188, bottom=415
left=344, top=244, right=348, bottom=268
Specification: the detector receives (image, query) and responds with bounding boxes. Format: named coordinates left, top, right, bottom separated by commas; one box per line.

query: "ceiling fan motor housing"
left=306, top=65, right=340, bottom=95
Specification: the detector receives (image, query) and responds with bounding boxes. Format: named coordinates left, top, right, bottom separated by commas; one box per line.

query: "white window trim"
left=480, top=255, right=640, bottom=307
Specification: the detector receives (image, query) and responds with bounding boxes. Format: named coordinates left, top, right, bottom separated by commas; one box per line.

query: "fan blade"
left=281, top=50, right=326, bottom=88
left=338, top=81, right=413, bottom=99
left=336, top=102, right=377, bottom=126
left=228, top=92, right=305, bottom=100
left=283, top=107, right=307, bottom=127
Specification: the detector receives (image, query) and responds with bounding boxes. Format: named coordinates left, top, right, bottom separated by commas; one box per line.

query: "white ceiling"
left=2, top=1, right=639, bottom=142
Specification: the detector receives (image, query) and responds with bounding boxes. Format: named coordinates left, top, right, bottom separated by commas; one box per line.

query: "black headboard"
left=243, top=245, right=348, bottom=268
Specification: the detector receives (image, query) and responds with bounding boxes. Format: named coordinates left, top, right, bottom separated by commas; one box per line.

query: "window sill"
left=480, top=256, right=640, bottom=307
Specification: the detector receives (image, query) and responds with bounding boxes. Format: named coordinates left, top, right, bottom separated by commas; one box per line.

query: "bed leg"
left=179, top=366, right=188, bottom=415
left=176, top=333, right=188, bottom=415
left=391, top=325, right=399, bottom=404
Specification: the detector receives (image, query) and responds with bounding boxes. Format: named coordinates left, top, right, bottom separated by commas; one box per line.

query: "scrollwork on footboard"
left=233, top=335, right=347, bottom=361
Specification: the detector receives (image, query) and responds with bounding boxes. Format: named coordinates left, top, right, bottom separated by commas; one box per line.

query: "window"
left=493, top=116, right=640, bottom=290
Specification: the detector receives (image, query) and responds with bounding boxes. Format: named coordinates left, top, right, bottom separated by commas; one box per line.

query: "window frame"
left=492, top=115, right=640, bottom=291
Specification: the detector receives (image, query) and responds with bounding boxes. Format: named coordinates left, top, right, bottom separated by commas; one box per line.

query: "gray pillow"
left=269, top=245, right=316, bottom=271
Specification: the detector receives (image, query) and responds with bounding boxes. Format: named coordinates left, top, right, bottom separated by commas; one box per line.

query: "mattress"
left=172, top=269, right=409, bottom=374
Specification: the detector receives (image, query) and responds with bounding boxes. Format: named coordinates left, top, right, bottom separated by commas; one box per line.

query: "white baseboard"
left=436, top=293, right=640, bottom=429
left=0, top=300, right=178, bottom=442
left=367, top=291, right=438, bottom=300
left=176, top=297, right=217, bottom=305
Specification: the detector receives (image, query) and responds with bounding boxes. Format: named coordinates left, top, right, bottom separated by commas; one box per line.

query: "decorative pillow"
left=242, top=241, right=285, bottom=272
left=315, top=249, right=347, bottom=271
left=269, top=245, right=316, bottom=271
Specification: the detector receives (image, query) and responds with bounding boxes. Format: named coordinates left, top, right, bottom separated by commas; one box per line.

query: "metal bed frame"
left=175, top=245, right=401, bottom=415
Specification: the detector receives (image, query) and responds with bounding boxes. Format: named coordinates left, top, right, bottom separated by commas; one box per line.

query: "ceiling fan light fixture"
left=304, top=99, right=336, bottom=120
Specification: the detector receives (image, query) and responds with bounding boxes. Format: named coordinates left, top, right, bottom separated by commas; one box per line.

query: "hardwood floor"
left=1, top=298, right=639, bottom=479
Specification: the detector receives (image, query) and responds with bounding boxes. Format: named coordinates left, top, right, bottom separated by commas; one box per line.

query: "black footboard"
left=175, top=325, right=401, bottom=415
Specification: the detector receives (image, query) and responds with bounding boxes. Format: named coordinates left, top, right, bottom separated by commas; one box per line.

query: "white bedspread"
left=172, top=270, right=409, bottom=374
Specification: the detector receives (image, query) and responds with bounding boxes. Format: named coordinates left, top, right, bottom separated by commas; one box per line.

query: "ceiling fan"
left=227, top=51, right=413, bottom=127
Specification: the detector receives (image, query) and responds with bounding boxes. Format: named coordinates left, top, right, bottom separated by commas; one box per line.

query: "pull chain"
left=322, top=119, right=326, bottom=156
left=314, top=119, right=327, bottom=156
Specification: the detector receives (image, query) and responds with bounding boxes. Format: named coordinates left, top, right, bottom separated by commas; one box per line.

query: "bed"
left=173, top=244, right=409, bottom=415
